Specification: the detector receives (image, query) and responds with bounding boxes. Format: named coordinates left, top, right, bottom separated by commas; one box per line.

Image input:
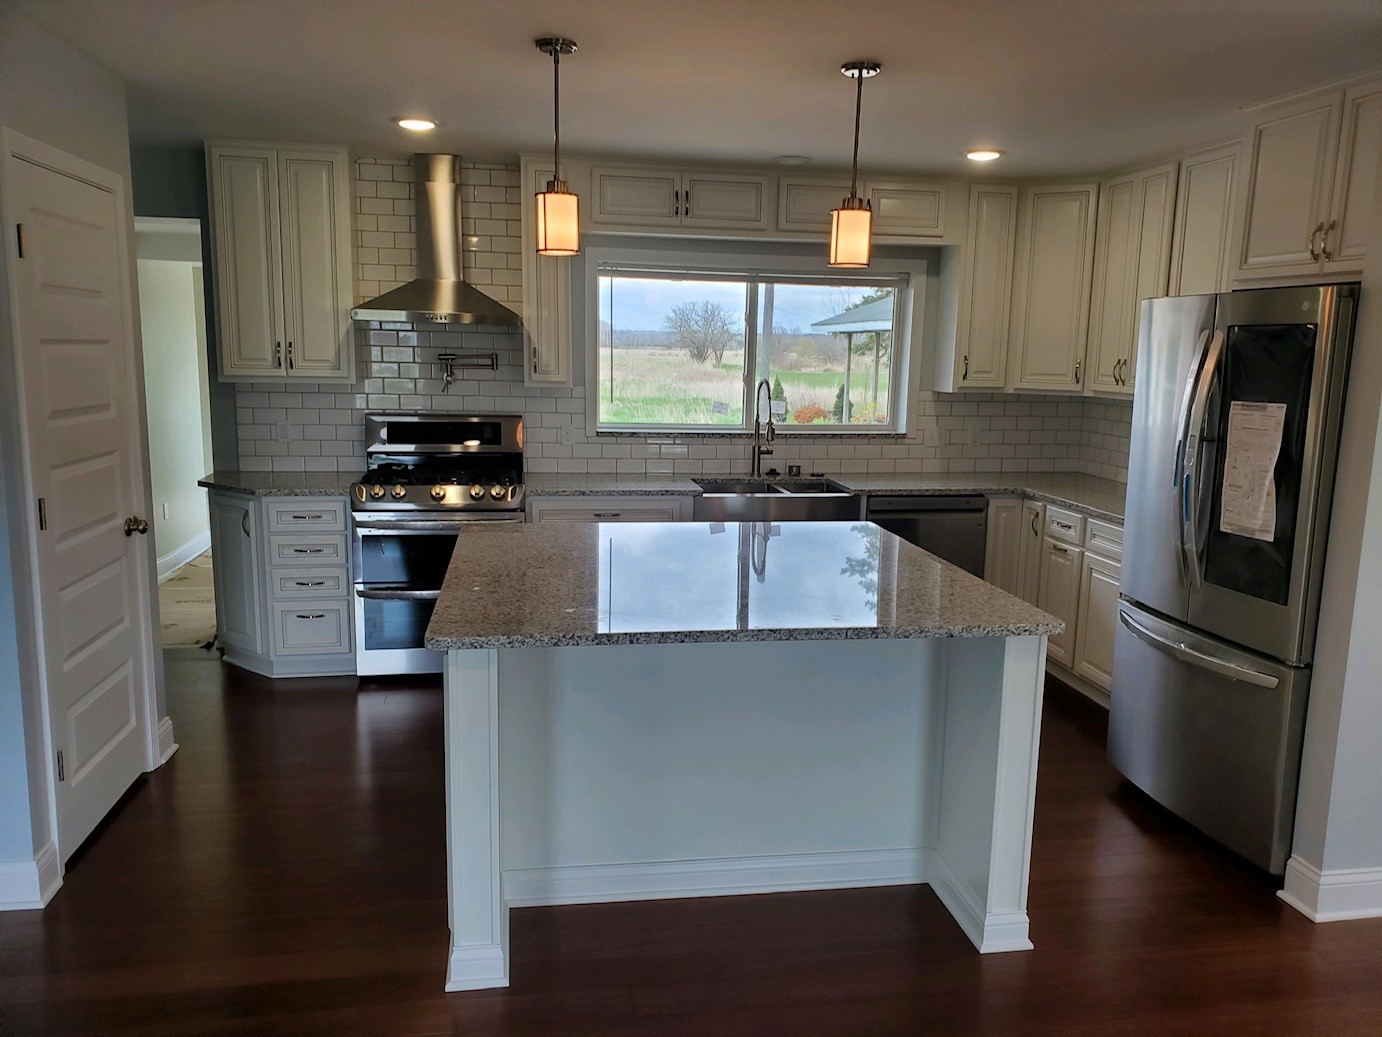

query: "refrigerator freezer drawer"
left=1107, top=600, right=1309, bottom=874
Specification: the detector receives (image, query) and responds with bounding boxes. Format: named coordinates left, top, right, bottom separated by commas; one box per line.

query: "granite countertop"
left=199, top=471, right=363, bottom=497
left=424, top=520, right=1062, bottom=651
left=524, top=471, right=1127, bottom=521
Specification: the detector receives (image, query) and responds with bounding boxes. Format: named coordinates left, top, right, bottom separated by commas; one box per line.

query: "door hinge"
left=56, top=749, right=65, bottom=782
left=15, top=223, right=24, bottom=259
left=37, top=497, right=47, bottom=531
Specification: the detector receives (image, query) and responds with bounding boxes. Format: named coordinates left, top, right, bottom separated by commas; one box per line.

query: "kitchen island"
left=426, top=520, right=1062, bottom=991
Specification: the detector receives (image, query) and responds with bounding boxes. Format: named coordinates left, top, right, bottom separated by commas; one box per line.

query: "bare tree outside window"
left=663, top=300, right=738, bottom=365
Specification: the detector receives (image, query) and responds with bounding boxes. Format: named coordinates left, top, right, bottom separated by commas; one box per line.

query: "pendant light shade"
left=535, top=37, right=580, bottom=256
left=830, top=61, right=880, bottom=269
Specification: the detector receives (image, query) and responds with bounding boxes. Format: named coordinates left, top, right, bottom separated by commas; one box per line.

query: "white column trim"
left=1279, top=855, right=1382, bottom=922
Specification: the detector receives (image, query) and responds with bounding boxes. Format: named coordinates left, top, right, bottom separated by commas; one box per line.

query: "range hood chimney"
left=350, top=155, right=521, bottom=326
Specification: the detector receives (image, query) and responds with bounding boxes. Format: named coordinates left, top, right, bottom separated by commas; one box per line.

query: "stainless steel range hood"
left=350, top=154, right=521, bottom=327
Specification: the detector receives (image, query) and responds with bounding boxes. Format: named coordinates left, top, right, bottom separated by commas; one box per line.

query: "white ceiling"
left=16, top=0, right=1382, bottom=176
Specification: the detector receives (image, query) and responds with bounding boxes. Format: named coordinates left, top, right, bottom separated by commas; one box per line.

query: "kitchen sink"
left=691, top=477, right=860, bottom=522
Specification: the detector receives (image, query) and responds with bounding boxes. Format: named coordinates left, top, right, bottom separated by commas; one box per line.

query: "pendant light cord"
left=849, top=69, right=863, bottom=199
left=552, top=48, right=562, bottom=179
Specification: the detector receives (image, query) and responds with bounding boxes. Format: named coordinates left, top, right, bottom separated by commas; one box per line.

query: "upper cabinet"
left=590, top=165, right=772, bottom=232
left=1168, top=141, right=1239, bottom=296
left=519, top=157, right=574, bottom=386
left=775, top=175, right=955, bottom=240
left=1087, top=161, right=1178, bottom=396
left=1232, top=75, right=1381, bottom=282
left=865, top=181, right=947, bottom=238
left=1007, top=182, right=1099, bottom=392
left=207, top=142, right=354, bottom=382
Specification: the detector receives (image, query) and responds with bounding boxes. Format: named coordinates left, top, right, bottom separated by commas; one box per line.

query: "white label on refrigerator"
left=1219, top=401, right=1287, bottom=542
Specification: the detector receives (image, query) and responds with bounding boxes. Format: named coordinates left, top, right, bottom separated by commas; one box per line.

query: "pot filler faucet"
left=752, top=377, right=776, bottom=478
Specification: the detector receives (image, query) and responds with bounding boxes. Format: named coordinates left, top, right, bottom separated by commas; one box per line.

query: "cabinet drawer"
left=1044, top=505, right=1085, bottom=545
left=1083, top=518, right=1124, bottom=561
left=533, top=504, right=683, bottom=523
left=272, top=566, right=350, bottom=599
left=265, top=497, right=347, bottom=533
left=268, top=534, right=347, bottom=567
left=271, top=601, right=351, bottom=656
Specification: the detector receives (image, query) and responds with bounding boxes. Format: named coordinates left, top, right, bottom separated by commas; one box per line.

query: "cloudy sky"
left=598, top=277, right=885, bottom=335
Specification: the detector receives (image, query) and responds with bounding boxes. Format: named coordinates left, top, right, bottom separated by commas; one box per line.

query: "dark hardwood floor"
left=2, top=654, right=1380, bottom=1036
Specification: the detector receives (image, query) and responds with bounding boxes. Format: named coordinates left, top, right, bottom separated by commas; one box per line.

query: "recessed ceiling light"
left=774, top=155, right=811, bottom=166
left=966, top=149, right=1003, bottom=162
left=395, top=117, right=438, bottom=132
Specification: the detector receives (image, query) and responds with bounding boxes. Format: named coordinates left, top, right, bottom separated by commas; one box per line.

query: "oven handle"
left=355, top=587, right=442, bottom=601
left=352, top=515, right=524, bottom=533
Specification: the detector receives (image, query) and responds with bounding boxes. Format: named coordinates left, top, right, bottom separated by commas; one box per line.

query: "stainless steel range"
left=351, top=413, right=525, bottom=675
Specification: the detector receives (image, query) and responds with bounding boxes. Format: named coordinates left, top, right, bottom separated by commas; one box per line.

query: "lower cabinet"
left=1017, top=500, right=1046, bottom=605
left=1037, top=537, right=1083, bottom=668
left=1073, top=549, right=1121, bottom=688
left=983, top=498, right=1023, bottom=594
left=207, top=489, right=356, bottom=677
left=526, top=495, right=691, bottom=523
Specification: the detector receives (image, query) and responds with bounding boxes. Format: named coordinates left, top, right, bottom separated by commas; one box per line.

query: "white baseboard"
left=928, top=848, right=1033, bottom=952
left=0, top=841, right=61, bottom=911
left=157, top=715, right=179, bottom=765
left=157, top=529, right=211, bottom=582
left=502, top=847, right=929, bottom=908
left=446, top=945, right=510, bottom=992
left=1279, top=855, right=1382, bottom=921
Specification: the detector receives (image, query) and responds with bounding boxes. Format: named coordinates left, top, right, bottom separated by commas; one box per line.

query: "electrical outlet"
left=277, top=421, right=290, bottom=442
left=161, top=502, right=170, bottom=520
left=560, top=424, right=579, bottom=445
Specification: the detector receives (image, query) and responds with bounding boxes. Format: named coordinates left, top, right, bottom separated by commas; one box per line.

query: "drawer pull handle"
left=292, top=548, right=324, bottom=554
left=593, top=512, right=622, bottom=518
left=295, top=580, right=326, bottom=587
left=296, top=613, right=326, bottom=620
left=290, top=514, right=325, bottom=520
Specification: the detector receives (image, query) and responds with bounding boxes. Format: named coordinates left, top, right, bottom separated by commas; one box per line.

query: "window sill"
left=594, top=428, right=910, bottom=440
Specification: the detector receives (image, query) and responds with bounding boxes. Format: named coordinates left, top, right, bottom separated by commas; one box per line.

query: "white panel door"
left=278, top=149, right=352, bottom=378
left=1073, top=550, right=1121, bottom=690
left=1122, top=162, right=1178, bottom=393
left=955, top=185, right=1018, bottom=389
left=208, top=145, right=283, bottom=376
left=209, top=492, right=262, bottom=653
left=1324, top=80, right=1382, bottom=273
left=1087, top=175, right=1137, bottom=393
left=682, top=174, right=772, bottom=230
left=1017, top=500, right=1045, bottom=605
left=6, top=144, right=154, bottom=858
left=1169, top=142, right=1238, bottom=295
left=983, top=498, right=1023, bottom=594
left=1038, top=538, right=1082, bottom=667
left=1235, top=93, right=1340, bottom=279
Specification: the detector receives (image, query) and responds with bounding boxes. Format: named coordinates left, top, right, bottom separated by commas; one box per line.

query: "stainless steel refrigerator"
left=1109, top=284, right=1359, bottom=875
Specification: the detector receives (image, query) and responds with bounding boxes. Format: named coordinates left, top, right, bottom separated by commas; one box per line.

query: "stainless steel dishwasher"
left=865, top=495, right=988, bottom=576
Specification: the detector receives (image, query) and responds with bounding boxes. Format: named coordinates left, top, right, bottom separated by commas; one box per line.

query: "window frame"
left=582, top=245, right=926, bottom=435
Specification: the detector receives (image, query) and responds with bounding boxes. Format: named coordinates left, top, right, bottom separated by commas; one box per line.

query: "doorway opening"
left=134, top=217, right=216, bottom=649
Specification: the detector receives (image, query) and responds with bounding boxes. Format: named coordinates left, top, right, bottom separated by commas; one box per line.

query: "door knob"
left=124, top=516, right=150, bottom=537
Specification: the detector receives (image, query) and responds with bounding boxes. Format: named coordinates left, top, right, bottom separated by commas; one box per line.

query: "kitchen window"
left=586, top=251, right=919, bottom=433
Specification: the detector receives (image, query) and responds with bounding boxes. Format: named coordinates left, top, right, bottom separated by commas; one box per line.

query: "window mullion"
left=742, top=279, right=760, bottom=432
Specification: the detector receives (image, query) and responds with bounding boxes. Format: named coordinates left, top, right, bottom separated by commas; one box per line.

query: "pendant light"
left=830, top=61, right=881, bottom=268
left=534, top=37, right=580, bottom=256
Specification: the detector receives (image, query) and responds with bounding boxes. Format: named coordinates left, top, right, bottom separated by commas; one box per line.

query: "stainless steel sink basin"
left=692, top=477, right=860, bottom=521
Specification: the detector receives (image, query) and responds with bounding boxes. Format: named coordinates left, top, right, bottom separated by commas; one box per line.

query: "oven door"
left=352, top=515, right=520, bottom=676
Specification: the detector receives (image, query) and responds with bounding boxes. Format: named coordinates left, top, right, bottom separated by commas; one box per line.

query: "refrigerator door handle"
left=1174, top=328, right=1213, bottom=586
left=1118, top=608, right=1280, bottom=689
left=1182, top=329, right=1225, bottom=590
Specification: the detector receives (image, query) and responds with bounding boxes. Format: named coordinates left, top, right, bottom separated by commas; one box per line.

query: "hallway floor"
left=157, top=550, right=216, bottom=647
left=1, top=657, right=1379, bottom=1035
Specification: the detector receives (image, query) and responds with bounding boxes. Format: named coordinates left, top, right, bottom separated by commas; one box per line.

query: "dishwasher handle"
left=866, top=495, right=988, bottom=513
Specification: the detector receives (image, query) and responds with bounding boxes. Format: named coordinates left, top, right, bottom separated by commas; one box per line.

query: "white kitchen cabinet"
left=1007, top=183, right=1099, bottom=393
left=526, top=495, right=691, bottom=523
left=590, top=166, right=771, bottom=231
left=1087, top=162, right=1178, bottom=396
left=520, top=157, right=574, bottom=386
left=207, top=141, right=354, bottom=382
left=1073, top=547, right=1121, bottom=690
left=983, top=497, right=1024, bottom=594
left=933, top=184, right=1019, bottom=391
left=209, top=491, right=263, bottom=655
left=1017, top=500, right=1046, bottom=605
left=207, top=490, right=355, bottom=677
left=1233, top=75, right=1380, bottom=281
left=865, top=180, right=947, bottom=238
left=1169, top=141, right=1239, bottom=296
left=776, top=177, right=853, bottom=233
left=1038, top=536, right=1082, bottom=668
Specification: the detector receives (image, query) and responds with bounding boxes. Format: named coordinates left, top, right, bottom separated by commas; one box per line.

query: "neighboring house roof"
left=810, top=296, right=894, bottom=333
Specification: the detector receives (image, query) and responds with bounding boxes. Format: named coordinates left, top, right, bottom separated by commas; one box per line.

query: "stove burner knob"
left=369, top=484, right=386, bottom=500
left=430, top=485, right=447, bottom=502
left=489, top=484, right=507, bottom=501
left=391, top=484, right=408, bottom=500
left=469, top=484, right=486, bottom=501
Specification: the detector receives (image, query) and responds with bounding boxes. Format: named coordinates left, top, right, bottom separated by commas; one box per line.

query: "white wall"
left=1286, top=146, right=1382, bottom=915
left=0, top=0, right=152, bottom=882
left=136, top=251, right=212, bottom=577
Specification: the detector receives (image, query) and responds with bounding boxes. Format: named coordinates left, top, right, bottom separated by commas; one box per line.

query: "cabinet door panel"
left=522, top=162, right=573, bottom=385
left=278, top=150, right=353, bottom=379
left=1074, top=551, right=1121, bottom=690
left=591, top=168, right=681, bottom=226
left=1124, top=163, right=1178, bottom=391
left=528, top=495, right=686, bottom=523
left=1088, top=176, right=1137, bottom=393
left=1170, top=143, right=1238, bottom=295
left=1324, top=81, right=1382, bottom=272
left=683, top=175, right=771, bottom=229
left=1018, top=500, right=1045, bottom=605
left=867, top=180, right=945, bottom=237
left=1038, top=538, right=1082, bottom=667
left=1236, top=96, right=1339, bottom=278
left=209, top=147, right=282, bottom=376
left=209, top=494, right=262, bottom=653
left=957, top=185, right=1018, bottom=388
left=272, top=601, right=351, bottom=656
left=983, top=498, right=1023, bottom=594
left=1009, top=184, right=1097, bottom=391
left=777, top=179, right=851, bottom=233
